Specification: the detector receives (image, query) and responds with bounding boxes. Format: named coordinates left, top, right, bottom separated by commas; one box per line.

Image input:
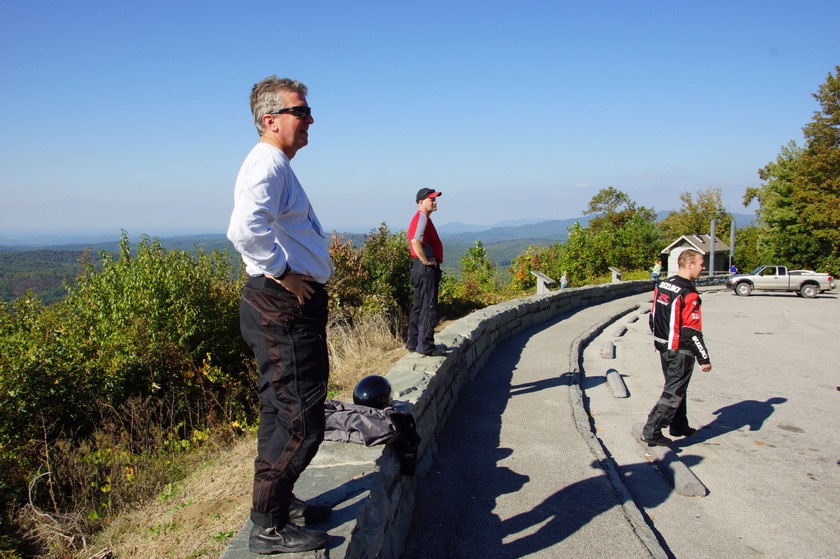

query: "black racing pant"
left=239, top=276, right=329, bottom=528
left=642, top=349, right=695, bottom=439
left=406, top=258, right=441, bottom=354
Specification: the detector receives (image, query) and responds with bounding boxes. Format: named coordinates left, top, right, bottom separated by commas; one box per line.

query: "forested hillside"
left=0, top=250, right=95, bottom=304
left=0, top=235, right=239, bottom=304
left=0, top=234, right=554, bottom=304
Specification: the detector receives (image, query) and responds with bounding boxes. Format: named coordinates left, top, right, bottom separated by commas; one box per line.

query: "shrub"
left=358, top=224, right=413, bottom=319
left=508, top=243, right=565, bottom=292
left=327, top=224, right=412, bottom=324
left=63, top=233, right=248, bottom=406
left=326, top=232, right=367, bottom=317
left=0, top=233, right=254, bottom=556
left=438, top=241, right=509, bottom=315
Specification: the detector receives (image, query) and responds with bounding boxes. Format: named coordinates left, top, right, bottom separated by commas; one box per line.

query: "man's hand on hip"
left=267, top=271, right=315, bottom=304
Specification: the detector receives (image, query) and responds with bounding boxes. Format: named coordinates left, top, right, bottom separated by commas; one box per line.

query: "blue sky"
left=1, top=0, right=838, bottom=243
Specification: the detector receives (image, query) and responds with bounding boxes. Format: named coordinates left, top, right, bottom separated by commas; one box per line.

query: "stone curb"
left=601, top=340, right=616, bottom=359
left=569, top=306, right=670, bottom=559
left=631, top=423, right=708, bottom=498
left=606, top=368, right=629, bottom=398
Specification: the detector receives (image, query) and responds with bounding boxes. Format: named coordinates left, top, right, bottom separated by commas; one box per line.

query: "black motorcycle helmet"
left=353, top=375, right=393, bottom=409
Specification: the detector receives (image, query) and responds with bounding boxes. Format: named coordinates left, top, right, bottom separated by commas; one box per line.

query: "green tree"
left=744, top=66, right=840, bottom=273
left=508, top=189, right=662, bottom=289
left=614, top=214, right=665, bottom=270
left=657, top=187, right=733, bottom=241
left=562, top=222, right=602, bottom=281
left=563, top=216, right=661, bottom=282
left=585, top=186, right=656, bottom=231
left=732, top=226, right=763, bottom=273
left=459, top=240, right=497, bottom=299
left=565, top=188, right=662, bottom=281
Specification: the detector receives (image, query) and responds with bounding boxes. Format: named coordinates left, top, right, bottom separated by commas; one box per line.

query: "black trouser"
left=642, top=349, right=695, bottom=439
left=239, top=276, right=329, bottom=528
left=406, top=258, right=441, bottom=354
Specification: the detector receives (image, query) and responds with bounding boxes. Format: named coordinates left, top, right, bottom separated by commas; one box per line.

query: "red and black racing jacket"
left=649, top=274, right=710, bottom=364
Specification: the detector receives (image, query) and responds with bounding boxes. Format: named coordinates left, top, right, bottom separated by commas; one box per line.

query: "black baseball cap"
left=416, top=188, right=442, bottom=202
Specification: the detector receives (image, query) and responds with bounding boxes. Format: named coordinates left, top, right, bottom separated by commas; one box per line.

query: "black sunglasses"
left=269, top=106, right=312, bottom=119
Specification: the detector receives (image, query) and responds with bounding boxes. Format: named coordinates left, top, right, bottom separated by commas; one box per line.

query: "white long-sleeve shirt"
left=227, top=143, right=333, bottom=284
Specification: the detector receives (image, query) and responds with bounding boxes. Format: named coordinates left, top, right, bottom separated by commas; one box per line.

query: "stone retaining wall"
left=343, top=281, right=650, bottom=558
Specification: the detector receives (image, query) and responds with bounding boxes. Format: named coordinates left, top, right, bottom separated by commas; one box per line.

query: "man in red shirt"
left=406, top=188, right=445, bottom=356
left=641, top=249, right=713, bottom=446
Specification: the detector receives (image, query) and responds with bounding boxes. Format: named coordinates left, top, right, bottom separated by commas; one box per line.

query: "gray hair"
left=249, top=76, right=308, bottom=135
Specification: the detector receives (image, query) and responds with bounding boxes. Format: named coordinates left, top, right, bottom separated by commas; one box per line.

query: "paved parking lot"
left=584, top=287, right=840, bottom=558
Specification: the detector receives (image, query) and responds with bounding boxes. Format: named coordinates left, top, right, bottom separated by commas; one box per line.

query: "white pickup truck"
left=725, top=265, right=836, bottom=298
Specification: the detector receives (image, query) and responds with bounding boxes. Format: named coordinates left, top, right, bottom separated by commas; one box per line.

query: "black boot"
left=288, top=496, right=332, bottom=524
left=669, top=426, right=697, bottom=437
left=249, top=522, right=328, bottom=554
left=640, top=433, right=674, bottom=447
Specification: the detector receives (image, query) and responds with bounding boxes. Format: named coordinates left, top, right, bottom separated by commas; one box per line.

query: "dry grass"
left=77, top=437, right=254, bottom=559
left=78, top=314, right=406, bottom=559
left=326, top=313, right=407, bottom=400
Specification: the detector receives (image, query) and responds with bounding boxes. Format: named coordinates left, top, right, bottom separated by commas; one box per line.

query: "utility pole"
left=709, top=219, right=716, bottom=276
left=729, top=220, right=736, bottom=270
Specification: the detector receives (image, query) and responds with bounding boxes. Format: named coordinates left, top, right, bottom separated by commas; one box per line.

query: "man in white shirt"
left=227, top=76, right=334, bottom=554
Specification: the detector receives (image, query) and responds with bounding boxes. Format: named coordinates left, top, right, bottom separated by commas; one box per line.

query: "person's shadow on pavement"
left=677, top=397, right=787, bottom=447
left=495, top=459, right=668, bottom=559
left=401, top=316, right=673, bottom=559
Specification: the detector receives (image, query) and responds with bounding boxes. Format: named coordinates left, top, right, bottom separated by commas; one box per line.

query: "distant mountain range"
left=435, top=212, right=756, bottom=244
left=438, top=216, right=591, bottom=244
left=0, top=213, right=758, bottom=302
left=436, top=217, right=558, bottom=235
left=0, top=213, right=757, bottom=253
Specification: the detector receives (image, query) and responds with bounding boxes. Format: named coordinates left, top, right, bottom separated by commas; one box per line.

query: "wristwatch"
left=277, top=263, right=292, bottom=280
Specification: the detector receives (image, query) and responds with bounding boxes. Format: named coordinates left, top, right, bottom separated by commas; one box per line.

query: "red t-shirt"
left=407, top=211, right=443, bottom=263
